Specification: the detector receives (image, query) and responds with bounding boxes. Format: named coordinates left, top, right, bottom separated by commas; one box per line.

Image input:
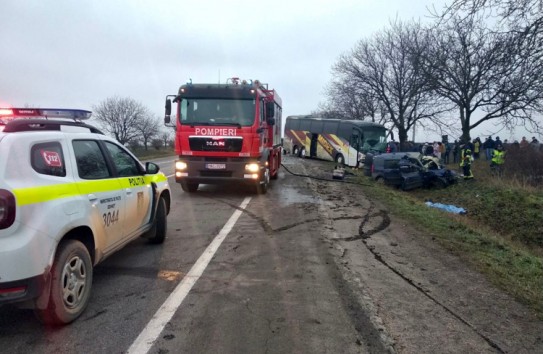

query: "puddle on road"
left=277, top=185, right=319, bottom=206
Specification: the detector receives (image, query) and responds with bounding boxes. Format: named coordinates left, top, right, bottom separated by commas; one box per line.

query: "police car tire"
left=35, top=240, right=93, bottom=325
left=148, top=197, right=167, bottom=244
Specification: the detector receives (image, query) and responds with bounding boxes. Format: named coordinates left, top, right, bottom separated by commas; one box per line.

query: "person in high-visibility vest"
left=491, top=145, right=505, bottom=175
left=460, top=147, right=474, bottom=179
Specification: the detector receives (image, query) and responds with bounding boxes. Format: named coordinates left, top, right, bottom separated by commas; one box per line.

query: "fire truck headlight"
left=245, top=163, right=259, bottom=173
left=176, top=161, right=188, bottom=170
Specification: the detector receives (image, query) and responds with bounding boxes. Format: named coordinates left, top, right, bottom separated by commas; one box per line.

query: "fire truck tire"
left=35, top=240, right=93, bottom=325
left=256, top=167, right=270, bottom=194
left=298, top=147, right=306, bottom=158
left=180, top=181, right=198, bottom=193
left=292, top=146, right=299, bottom=155
left=147, top=197, right=167, bottom=244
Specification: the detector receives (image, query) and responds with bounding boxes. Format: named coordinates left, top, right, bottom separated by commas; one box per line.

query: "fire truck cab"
left=165, top=78, right=282, bottom=194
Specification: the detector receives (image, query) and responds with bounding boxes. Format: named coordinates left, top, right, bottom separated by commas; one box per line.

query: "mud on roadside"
left=286, top=156, right=543, bottom=354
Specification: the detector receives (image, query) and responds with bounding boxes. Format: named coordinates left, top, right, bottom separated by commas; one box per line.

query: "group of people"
left=415, top=135, right=518, bottom=180
left=387, top=135, right=540, bottom=180
left=453, top=136, right=507, bottom=180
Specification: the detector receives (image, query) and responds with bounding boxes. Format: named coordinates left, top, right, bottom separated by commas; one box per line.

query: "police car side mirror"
left=145, top=162, right=160, bottom=174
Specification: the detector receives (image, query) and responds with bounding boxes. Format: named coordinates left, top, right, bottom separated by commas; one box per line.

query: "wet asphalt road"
left=3, top=155, right=542, bottom=354
left=0, top=155, right=382, bottom=354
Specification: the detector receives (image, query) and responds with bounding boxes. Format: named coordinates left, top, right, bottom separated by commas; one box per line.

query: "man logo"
left=206, top=140, right=226, bottom=147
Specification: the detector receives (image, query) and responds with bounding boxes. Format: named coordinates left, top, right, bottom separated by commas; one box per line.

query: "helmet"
left=465, top=148, right=472, bottom=154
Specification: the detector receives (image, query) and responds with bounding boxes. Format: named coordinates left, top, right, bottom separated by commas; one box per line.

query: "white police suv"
left=0, top=108, right=171, bottom=325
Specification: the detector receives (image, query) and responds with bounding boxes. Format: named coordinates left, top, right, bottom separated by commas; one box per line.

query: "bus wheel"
left=335, top=153, right=345, bottom=165
left=299, top=147, right=306, bottom=158
left=292, top=146, right=299, bottom=155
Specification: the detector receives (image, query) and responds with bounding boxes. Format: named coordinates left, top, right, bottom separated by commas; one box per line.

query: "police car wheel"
left=35, top=240, right=93, bottom=325
left=148, top=197, right=167, bottom=244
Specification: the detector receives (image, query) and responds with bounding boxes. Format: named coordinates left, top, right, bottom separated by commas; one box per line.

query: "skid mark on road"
left=356, top=213, right=505, bottom=353
left=212, top=197, right=322, bottom=234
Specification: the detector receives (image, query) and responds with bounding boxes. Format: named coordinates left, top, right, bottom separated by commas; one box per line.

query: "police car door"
left=72, top=140, right=126, bottom=252
left=103, top=141, right=152, bottom=239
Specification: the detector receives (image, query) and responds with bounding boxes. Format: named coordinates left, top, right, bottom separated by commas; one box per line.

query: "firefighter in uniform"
left=460, top=147, right=474, bottom=179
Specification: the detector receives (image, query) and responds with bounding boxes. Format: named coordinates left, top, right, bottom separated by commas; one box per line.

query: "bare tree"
left=420, top=12, right=543, bottom=142
left=93, top=97, right=149, bottom=145
left=321, top=80, right=388, bottom=122
left=136, top=115, right=161, bottom=151
left=333, top=20, right=449, bottom=150
left=160, top=129, right=174, bottom=148
left=441, top=0, right=542, bottom=33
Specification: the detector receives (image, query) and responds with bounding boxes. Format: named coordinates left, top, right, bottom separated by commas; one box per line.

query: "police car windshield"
left=179, top=98, right=256, bottom=127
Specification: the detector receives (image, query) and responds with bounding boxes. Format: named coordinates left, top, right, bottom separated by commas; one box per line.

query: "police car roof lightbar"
left=0, top=108, right=92, bottom=120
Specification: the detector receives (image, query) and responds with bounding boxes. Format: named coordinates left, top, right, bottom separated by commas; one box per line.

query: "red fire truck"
left=165, top=78, right=283, bottom=194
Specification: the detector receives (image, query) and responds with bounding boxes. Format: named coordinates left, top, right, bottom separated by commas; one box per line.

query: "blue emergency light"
left=0, top=108, right=92, bottom=120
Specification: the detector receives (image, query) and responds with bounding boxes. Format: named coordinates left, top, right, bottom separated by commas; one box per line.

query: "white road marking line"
left=127, top=197, right=252, bottom=354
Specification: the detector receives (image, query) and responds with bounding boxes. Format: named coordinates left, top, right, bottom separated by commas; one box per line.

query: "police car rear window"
left=31, top=142, right=66, bottom=177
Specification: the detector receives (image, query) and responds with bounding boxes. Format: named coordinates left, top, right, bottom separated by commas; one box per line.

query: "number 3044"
left=103, top=210, right=119, bottom=227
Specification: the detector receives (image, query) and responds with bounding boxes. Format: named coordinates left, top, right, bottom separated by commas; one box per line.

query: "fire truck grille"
left=189, top=137, right=243, bottom=152
left=200, top=171, right=233, bottom=178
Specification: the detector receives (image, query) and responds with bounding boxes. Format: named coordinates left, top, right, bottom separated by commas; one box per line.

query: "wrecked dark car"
left=372, top=153, right=457, bottom=190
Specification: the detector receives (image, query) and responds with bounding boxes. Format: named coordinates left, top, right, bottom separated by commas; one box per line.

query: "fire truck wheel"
left=298, top=147, right=306, bottom=158
left=180, top=181, right=199, bottom=193
left=35, top=240, right=93, bottom=325
left=147, top=197, right=167, bottom=244
left=256, top=167, right=270, bottom=194
left=292, top=146, right=299, bottom=155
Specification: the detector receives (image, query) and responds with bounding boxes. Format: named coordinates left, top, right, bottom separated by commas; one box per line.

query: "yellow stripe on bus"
left=291, top=130, right=310, bottom=147
left=328, top=134, right=346, bottom=148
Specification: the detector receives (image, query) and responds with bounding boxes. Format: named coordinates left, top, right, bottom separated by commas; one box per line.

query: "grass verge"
left=351, top=168, right=543, bottom=319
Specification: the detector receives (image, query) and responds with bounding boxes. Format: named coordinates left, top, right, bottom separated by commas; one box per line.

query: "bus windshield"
left=180, top=98, right=256, bottom=127
left=362, top=127, right=387, bottom=153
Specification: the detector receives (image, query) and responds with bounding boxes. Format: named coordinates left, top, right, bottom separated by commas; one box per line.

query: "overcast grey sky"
left=3, top=0, right=535, bottom=142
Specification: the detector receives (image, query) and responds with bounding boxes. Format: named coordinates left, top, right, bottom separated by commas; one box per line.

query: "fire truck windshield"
left=180, top=98, right=256, bottom=127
